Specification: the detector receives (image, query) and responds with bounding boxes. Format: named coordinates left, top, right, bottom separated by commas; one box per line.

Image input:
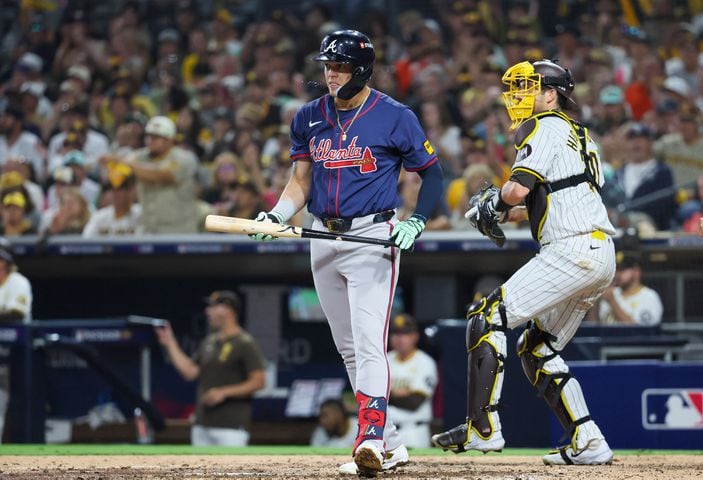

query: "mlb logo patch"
left=641, top=388, right=703, bottom=430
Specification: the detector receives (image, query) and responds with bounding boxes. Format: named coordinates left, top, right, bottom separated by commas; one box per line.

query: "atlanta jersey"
left=290, top=89, right=437, bottom=219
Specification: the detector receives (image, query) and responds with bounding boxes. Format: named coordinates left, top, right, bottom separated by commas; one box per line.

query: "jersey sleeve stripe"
left=404, top=156, right=438, bottom=172
left=511, top=166, right=544, bottom=181
left=291, top=153, right=311, bottom=161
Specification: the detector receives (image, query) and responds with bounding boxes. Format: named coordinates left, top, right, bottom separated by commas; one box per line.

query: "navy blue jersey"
left=290, top=89, right=438, bottom=219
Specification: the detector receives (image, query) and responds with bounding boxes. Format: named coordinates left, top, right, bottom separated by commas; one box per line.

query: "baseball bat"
left=205, top=215, right=396, bottom=247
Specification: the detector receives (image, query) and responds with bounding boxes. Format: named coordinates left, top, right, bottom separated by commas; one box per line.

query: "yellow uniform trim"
left=512, top=166, right=545, bottom=182
left=591, top=230, right=606, bottom=240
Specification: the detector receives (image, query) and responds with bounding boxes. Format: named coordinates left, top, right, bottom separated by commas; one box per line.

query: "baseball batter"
left=433, top=60, right=616, bottom=465
left=251, top=30, right=443, bottom=476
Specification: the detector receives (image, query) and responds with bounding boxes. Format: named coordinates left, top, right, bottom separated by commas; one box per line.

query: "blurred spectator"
left=0, top=239, right=32, bottom=443
left=589, top=85, right=630, bottom=136
left=387, top=313, right=437, bottom=448
left=654, top=105, right=703, bottom=223
left=40, top=186, right=91, bottom=236
left=223, top=180, right=267, bottom=220
left=310, top=398, right=356, bottom=448
left=0, top=105, right=45, bottom=183
left=82, top=164, right=141, bottom=237
left=596, top=251, right=663, bottom=326
left=397, top=171, right=451, bottom=231
left=0, top=190, right=36, bottom=236
left=47, top=150, right=100, bottom=209
left=0, top=167, right=44, bottom=215
left=448, top=164, right=495, bottom=229
left=615, top=123, right=676, bottom=231
left=52, top=9, right=108, bottom=75
left=121, top=116, right=199, bottom=234
left=420, top=100, right=462, bottom=179
left=201, top=152, right=241, bottom=205
left=47, top=104, right=109, bottom=174
left=154, top=290, right=265, bottom=446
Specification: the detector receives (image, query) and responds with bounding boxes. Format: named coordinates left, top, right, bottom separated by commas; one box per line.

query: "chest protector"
left=518, top=111, right=601, bottom=242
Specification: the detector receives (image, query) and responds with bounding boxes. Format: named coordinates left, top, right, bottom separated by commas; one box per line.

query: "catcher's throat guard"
left=502, top=61, right=540, bottom=131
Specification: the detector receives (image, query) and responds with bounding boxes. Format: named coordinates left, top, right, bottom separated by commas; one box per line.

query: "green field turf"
left=0, top=445, right=700, bottom=456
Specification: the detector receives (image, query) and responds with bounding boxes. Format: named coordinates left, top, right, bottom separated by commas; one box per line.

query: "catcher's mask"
left=501, top=59, right=575, bottom=130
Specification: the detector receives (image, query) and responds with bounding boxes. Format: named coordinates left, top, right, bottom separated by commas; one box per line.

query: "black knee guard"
left=517, top=322, right=591, bottom=441
left=464, top=288, right=507, bottom=438
left=466, top=287, right=507, bottom=350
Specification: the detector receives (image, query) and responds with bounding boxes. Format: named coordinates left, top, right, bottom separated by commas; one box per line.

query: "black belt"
left=322, top=210, right=394, bottom=234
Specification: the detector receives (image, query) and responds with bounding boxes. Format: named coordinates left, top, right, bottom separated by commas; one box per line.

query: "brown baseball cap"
left=205, top=290, right=241, bottom=313
left=390, top=313, right=418, bottom=334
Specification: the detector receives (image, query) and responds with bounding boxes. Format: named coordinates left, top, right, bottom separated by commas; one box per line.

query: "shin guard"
left=517, top=322, right=602, bottom=451
left=465, top=288, right=507, bottom=439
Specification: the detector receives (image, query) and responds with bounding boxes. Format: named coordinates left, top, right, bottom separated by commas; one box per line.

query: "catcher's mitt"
left=466, top=185, right=506, bottom=248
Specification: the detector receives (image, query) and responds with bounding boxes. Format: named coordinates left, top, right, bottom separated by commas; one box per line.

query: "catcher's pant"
left=505, top=231, right=615, bottom=449
left=311, top=214, right=404, bottom=451
left=191, top=425, right=249, bottom=446
left=503, top=231, right=615, bottom=349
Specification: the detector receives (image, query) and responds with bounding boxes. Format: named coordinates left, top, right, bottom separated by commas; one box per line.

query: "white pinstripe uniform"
left=501, top=111, right=616, bottom=450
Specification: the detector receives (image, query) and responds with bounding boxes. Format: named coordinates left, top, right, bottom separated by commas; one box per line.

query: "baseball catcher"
left=433, top=59, right=616, bottom=466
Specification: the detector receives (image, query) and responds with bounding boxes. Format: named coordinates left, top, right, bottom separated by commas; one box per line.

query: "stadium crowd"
left=1, top=0, right=702, bottom=236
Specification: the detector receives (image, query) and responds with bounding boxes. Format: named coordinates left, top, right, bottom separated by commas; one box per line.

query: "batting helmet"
left=314, top=29, right=375, bottom=100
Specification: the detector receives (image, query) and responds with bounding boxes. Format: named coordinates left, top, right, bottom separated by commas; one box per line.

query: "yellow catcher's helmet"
left=501, top=59, right=575, bottom=130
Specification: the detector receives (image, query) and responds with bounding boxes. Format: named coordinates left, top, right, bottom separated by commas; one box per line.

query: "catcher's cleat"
left=353, top=441, right=384, bottom=477
left=338, top=445, right=409, bottom=475
left=431, top=423, right=505, bottom=454
left=543, top=439, right=613, bottom=466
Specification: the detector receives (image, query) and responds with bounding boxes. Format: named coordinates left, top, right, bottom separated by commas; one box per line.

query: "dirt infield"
left=1, top=454, right=702, bottom=479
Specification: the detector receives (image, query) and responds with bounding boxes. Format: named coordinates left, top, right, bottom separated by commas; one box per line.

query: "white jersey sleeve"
left=0, top=272, right=32, bottom=322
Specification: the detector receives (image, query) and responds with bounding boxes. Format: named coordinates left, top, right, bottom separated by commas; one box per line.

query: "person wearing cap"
left=596, top=251, right=663, bottom=326
left=614, top=123, right=676, bottom=230
left=386, top=313, right=437, bottom=448
left=0, top=105, right=46, bottom=184
left=0, top=190, right=36, bottom=236
left=119, top=115, right=199, bottom=233
left=0, top=238, right=33, bottom=442
left=589, top=85, right=630, bottom=136
left=47, top=150, right=100, bottom=210
left=82, top=163, right=141, bottom=237
left=47, top=104, right=109, bottom=174
left=154, top=290, right=265, bottom=446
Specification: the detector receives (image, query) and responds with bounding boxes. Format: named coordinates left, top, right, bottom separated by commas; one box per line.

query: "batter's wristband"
left=271, top=199, right=297, bottom=223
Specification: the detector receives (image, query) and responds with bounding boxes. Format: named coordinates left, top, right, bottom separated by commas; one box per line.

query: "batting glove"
left=250, top=211, right=284, bottom=241
left=390, top=215, right=426, bottom=251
